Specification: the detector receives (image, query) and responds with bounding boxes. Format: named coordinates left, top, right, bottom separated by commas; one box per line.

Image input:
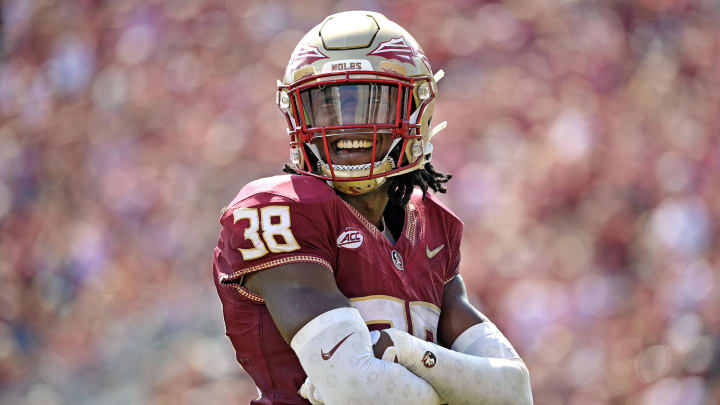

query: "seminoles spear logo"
left=367, top=37, right=431, bottom=71
left=288, top=44, right=329, bottom=70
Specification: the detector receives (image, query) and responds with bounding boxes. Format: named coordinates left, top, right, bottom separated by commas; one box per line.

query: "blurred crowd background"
left=1, top=0, right=719, bottom=404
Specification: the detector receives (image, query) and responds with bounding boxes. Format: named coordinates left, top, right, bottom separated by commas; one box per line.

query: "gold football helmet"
left=277, top=11, right=446, bottom=195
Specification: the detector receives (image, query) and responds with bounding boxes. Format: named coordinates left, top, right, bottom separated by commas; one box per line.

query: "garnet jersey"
left=213, top=175, right=463, bottom=404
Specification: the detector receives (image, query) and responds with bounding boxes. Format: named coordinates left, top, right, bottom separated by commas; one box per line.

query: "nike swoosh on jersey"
left=426, top=244, right=445, bottom=259
left=321, top=332, right=355, bottom=360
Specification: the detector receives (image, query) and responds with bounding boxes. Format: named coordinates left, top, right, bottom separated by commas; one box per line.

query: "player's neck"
left=338, top=186, right=389, bottom=229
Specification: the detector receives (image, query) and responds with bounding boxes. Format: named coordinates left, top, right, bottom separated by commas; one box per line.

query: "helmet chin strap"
left=319, top=156, right=395, bottom=172
left=306, top=137, right=402, bottom=175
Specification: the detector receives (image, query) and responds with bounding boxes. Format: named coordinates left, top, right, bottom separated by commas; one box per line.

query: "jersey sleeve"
left=216, top=192, right=336, bottom=287
left=445, top=218, right=464, bottom=284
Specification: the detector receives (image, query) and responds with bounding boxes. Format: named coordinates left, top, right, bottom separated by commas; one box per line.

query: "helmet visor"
left=299, top=83, right=408, bottom=129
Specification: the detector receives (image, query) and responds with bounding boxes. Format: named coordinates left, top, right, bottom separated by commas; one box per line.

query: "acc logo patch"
left=337, top=228, right=364, bottom=249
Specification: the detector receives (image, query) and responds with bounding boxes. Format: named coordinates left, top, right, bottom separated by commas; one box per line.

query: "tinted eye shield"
left=278, top=70, right=435, bottom=181
left=285, top=71, right=433, bottom=140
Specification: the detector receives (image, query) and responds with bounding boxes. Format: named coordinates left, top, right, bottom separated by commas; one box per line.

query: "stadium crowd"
left=1, top=0, right=718, bottom=404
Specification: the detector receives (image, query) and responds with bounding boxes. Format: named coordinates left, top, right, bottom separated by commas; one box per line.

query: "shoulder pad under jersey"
left=229, top=175, right=337, bottom=207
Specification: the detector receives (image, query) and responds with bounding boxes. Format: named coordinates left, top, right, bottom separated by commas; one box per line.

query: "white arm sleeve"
left=384, top=323, right=533, bottom=405
left=290, top=307, right=443, bottom=405
left=451, top=321, right=521, bottom=360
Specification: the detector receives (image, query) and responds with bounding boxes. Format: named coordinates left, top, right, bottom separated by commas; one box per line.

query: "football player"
left=213, top=11, right=533, bottom=405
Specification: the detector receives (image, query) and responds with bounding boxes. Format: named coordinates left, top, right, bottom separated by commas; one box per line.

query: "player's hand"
left=299, top=377, right=324, bottom=405
left=299, top=331, right=401, bottom=404
left=371, top=330, right=399, bottom=362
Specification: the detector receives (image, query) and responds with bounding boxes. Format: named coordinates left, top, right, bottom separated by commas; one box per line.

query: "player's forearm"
left=291, top=308, right=443, bottom=405
left=385, top=328, right=533, bottom=405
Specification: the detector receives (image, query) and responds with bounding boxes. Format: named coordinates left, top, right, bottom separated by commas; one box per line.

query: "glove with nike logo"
left=291, top=307, right=443, bottom=405
left=299, top=329, right=397, bottom=404
left=381, top=326, right=533, bottom=404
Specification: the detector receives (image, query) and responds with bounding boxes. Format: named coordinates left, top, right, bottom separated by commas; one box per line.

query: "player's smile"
left=314, top=133, right=392, bottom=167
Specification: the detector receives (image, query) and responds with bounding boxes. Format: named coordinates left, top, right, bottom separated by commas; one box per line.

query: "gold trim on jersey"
left=339, top=197, right=419, bottom=246
left=409, top=300, right=441, bottom=313
left=443, top=274, right=457, bottom=285
left=366, top=320, right=396, bottom=328
left=338, top=198, right=378, bottom=236
left=219, top=255, right=334, bottom=303
left=222, top=255, right=333, bottom=280
left=350, top=294, right=405, bottom=303
left=227, top=284, right=264, bottom=303
left=350, top=295, right=409, bottom=332
left=404, top=201, right=418, bottom=246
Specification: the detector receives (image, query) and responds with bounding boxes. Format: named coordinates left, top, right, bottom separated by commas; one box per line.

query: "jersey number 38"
left=232, top=206, right=300, bottom=260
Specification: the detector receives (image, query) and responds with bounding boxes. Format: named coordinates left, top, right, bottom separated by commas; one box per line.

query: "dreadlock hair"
left=386, top=163, right=452, bottom=207
left=282, top=162, right=452, bottom=209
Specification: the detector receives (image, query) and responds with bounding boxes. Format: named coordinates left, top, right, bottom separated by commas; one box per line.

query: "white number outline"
left=260, top=206, right=301, bottom=253
left=233, top=208, right=269, bottom=260
left=232, top=205, right=300, bottom=260
left=409, top=301, right=441, bottom=343
left=351, top=295, right=407, bottom=332
left=350, top=295, right=440, bottom=342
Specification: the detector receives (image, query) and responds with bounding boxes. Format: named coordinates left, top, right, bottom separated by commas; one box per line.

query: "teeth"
left=336, top=139, right=372, bottom=149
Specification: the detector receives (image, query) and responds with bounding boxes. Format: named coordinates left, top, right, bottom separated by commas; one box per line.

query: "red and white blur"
left=1, top=0, right=718, bottom=404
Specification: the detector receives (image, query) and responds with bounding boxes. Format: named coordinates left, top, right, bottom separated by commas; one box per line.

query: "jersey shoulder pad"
left=221, top=175, right=337, bottom=227
left=216, top=175, right=337, bottom=282
left=411, top=189, right=463, bottom=228
left=412, top=190, right=464, bottom=282
left=228, top=174, right=336, bottom=208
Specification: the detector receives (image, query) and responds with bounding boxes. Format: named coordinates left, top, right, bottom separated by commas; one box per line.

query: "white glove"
left=383, top=327, right=533, bottom=405
left=299, top=377, right=324, bottom=405
left=297, top=330, right=397, bottom=405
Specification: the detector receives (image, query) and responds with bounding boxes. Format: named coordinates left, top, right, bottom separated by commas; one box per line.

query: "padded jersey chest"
left=328, top=198, right=453, bottom=344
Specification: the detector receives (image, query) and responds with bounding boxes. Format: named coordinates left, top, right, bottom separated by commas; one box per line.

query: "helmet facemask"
left=279, top=71, right=435, bottom=195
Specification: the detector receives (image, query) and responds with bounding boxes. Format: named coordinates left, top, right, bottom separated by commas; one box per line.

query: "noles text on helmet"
left=277, top=11, right=447, bottom=195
